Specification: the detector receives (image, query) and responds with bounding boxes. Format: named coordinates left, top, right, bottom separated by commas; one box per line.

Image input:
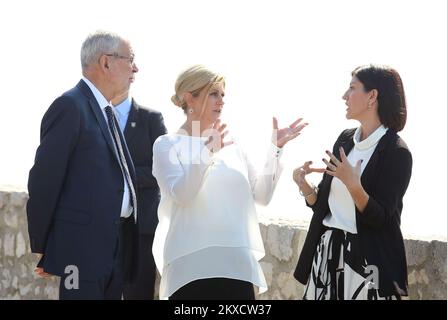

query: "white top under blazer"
left=323, top=125, right=388, bottom=233
left=152, top=133, right=283, bottom=299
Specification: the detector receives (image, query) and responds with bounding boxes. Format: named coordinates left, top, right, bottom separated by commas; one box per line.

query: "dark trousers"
left=123, top=234, right=156, bottom=300
left=169, top=277, right=255, bottom=300
left=59, top=216, right=135, bottom=300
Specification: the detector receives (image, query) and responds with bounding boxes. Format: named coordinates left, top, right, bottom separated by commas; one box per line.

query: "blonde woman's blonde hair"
left=171, top=65, right=225, bottom=115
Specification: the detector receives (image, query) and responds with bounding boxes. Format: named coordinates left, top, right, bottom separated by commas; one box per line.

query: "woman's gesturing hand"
left=293, top=161, right=325, bottom=187
left=272, top=117, right=308, bottom=148
left=205, top=119, right=234, bottom=153
left=323, top=147, right=362, bottom=190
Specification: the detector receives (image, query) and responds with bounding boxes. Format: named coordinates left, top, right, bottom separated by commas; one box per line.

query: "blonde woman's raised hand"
left=272, top=117, right=308, bottom=148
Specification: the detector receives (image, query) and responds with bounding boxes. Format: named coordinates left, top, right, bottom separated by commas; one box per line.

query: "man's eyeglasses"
left=104, top=53, right=135, bottom=65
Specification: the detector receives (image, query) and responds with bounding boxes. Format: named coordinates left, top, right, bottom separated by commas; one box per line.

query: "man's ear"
left=98, top=55, right=110, bottom=71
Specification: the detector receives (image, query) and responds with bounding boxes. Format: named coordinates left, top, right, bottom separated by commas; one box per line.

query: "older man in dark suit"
left=111, top=93, right=167, bottom=300
left=27, top=31, right=139, bottom=299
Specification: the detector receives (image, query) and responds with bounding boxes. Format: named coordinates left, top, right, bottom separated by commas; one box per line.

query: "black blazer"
left=294, top=128, right=413, bottom=297
left=27, top=80, right=137, bottom=281
left=124, top=100, right=167, bottom=235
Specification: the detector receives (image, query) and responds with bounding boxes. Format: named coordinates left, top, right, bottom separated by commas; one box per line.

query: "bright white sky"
left=1, top=0, right=446, bottom=239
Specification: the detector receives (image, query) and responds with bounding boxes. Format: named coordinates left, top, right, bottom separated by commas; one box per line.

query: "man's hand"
left=34, top=254, right=52, bottom=278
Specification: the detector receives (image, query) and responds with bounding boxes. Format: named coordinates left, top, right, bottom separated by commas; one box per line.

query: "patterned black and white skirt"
left=303, top=228, right=399, bottom=300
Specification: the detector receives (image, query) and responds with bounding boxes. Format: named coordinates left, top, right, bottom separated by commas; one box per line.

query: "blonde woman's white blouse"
left=152, top=133, right=283, bottom=299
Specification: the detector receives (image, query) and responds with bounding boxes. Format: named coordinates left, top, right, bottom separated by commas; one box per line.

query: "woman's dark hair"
left=352, top=64, right=407, bottom=131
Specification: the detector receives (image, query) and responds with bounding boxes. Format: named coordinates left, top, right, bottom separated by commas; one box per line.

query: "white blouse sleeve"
left=152, top=136, right=214, bottom=205
left=244, top=143, right=284, bottom=206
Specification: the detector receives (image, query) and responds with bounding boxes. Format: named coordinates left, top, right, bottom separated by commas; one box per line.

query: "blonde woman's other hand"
left=205, top=119, right=233, bottom=153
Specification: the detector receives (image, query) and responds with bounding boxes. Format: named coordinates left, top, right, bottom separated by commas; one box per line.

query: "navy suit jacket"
left=27, top=79, right=137, bottom=281
left=124, top=100, right=166, bottom=235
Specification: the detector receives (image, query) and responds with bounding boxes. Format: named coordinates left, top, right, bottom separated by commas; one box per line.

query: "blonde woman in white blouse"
left=152, top=65, right=307, bottom=300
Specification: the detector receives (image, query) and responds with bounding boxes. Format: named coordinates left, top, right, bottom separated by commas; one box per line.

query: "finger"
left=290, top=123, right=308, bottom=135
left=222, top=140, right=234, bottom=148
left=309, top=167, right=326, bottom=173
left=205, top=135, right=214, bottom=146
left=286, top=131, right=301, bottom=142
left=296, top=123, right=308, bottom=132
left=325, top=150, right=341, bottom=165
left=218, top=123, right=227, bottom=133
left=325, top=169, right=336, bottom=177
left=303, top=161, right=313, bottom=169
left=289, top=117, right=303, bottom=128
left=272, top=117, right=278, bottom=130
left=322, top=158, right=337, bottom=171
left=35, top=268, right=49, bottom=277
left=339, top=147, right=348, bottom=161
left=302, top=161, right=313, bottom=173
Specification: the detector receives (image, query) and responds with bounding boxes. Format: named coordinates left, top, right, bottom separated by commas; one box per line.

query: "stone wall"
left=256, top=216, right=447, bottom=300
left=0, top=188, right=58, bottom=299
left=1, top=188, right=446, bottom=299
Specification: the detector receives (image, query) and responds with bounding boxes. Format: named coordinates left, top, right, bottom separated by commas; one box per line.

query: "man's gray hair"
left=81, top=30, right=123, bottom=70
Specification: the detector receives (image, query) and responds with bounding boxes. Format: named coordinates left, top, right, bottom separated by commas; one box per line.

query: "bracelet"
left=299, top=185, right=318, bottom=198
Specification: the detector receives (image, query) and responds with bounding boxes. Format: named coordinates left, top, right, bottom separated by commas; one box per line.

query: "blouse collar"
left=353, top=124, right=388, bottom=151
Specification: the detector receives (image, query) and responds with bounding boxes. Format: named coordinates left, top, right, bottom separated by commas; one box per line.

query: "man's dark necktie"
left=105, top=105, right=137, bottom=220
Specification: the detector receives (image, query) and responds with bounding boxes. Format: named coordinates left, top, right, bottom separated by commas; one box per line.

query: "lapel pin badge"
left=131, top=122, right=136, bottom=128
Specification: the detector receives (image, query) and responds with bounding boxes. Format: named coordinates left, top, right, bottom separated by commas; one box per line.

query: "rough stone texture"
left=1, top=189, right=446, bottom=300
left=0, top=188, right=59, bottom=300
left=255, top=216, right=447, bottom=300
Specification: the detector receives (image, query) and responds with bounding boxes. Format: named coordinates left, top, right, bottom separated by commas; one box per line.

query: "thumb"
left=272, top=117, right=278, bottom=130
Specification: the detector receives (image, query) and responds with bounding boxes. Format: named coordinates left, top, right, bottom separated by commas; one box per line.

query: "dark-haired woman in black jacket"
left=293, top=65, right=412, bottom=300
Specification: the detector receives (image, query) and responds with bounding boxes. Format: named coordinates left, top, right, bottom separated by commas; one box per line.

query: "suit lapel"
left=124, top=99, right=139, bottom=143
left=76, top=80, right=119, bottom=162
left=77, top=80, right=137, bottom=191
